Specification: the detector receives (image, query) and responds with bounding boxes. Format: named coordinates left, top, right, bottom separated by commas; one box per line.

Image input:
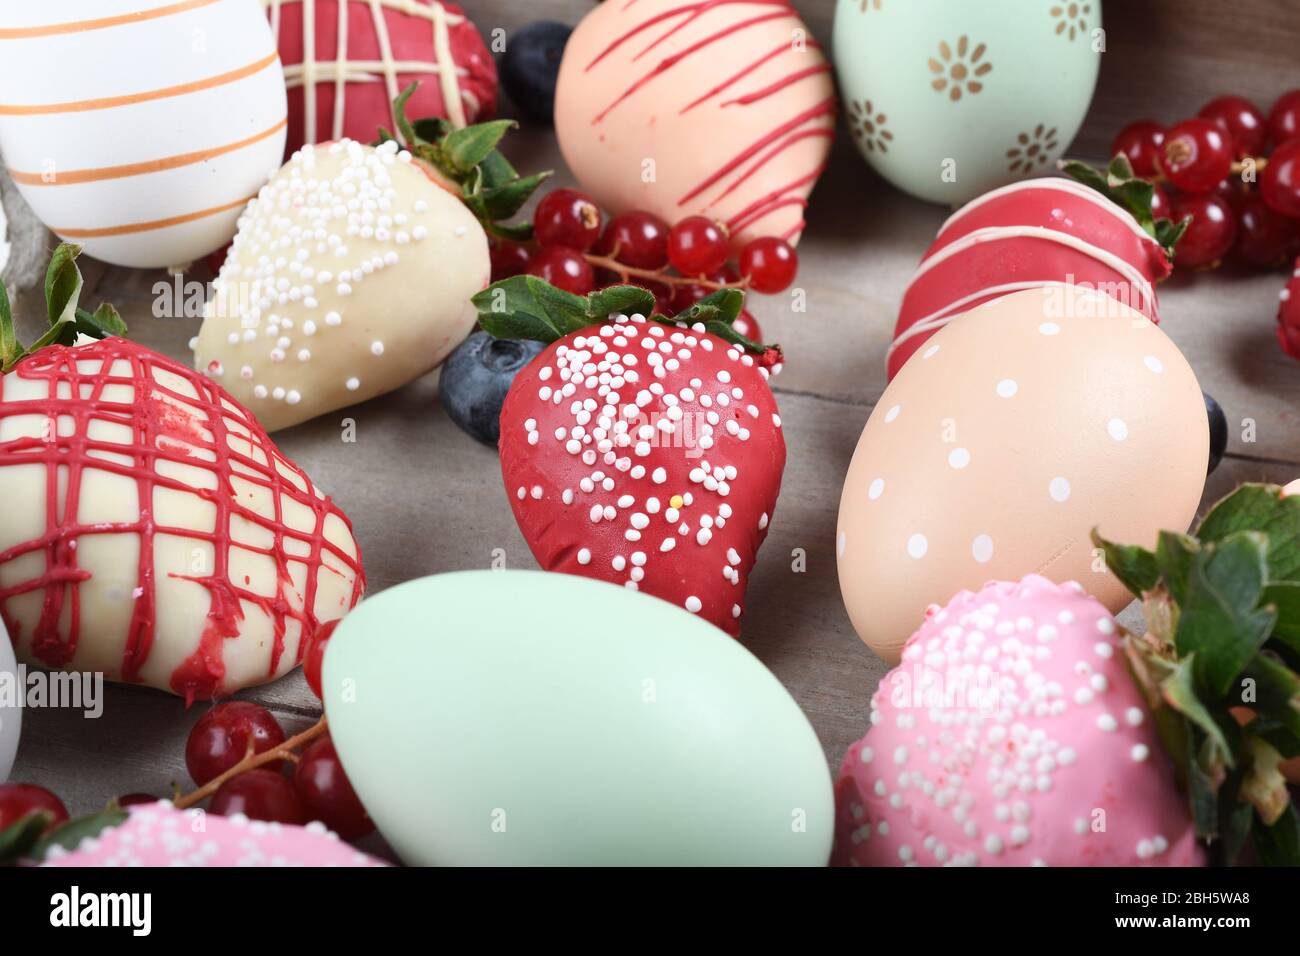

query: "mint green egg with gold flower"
left=833, top=0, right=1102, bottom=204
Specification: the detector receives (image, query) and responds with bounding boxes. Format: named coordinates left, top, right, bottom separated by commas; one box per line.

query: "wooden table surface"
left=7, top=0, right=1300, bottom=862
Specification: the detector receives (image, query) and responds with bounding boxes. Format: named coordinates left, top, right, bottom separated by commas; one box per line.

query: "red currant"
left=1198, top=95, right=1267, bottom=158
left=667, top=216, right=730, bottom=276
left=1268, top=90, right=1300, bottom=147
left=739, top=237, right=798, bottom=294
left=302, top=619, right=336, bottom=700
left=1278, top=270, right=1300, bottom=361
left=1111, top=120, right=1165, bottom=177
left=116, top=793, right=159, bottom=807
left=209, top=769, right=304, bottom=824
left=489, top=240, right=531, bottom=281
left=733, top=310, right=763, bottom=343
left=1233, top=192, right=1298, bottom=268
left=534, top=188, right=602, bottom=251
left=1149, top=182, right=1171, bottom=221
left=293, top=736, right=374, bottom=840
left=527, top=245, right=595, bottom=295
left=1159, top=119, right=1234, bottom=194
left=0, top=783, right=68, bottom=833
left=1168, top=193, right=1237, bottom=268
left=1260, top=138, right=1300, bottom=218
left=595, top=211, right=670, bottom=269
left=185, top=701, right=287, bottom=787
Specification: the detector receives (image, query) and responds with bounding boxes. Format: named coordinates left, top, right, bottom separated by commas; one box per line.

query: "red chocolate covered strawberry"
left=888, top=157, right=1186, bottom=380
left=477, top=280, right=785, bottom=636
left=0, top=246, right=364, bottom=701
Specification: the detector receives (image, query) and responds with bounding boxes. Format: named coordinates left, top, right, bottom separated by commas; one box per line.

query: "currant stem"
left=582, top=251, right=750, bottom=293
left=172, top=715, right=329, bottom=810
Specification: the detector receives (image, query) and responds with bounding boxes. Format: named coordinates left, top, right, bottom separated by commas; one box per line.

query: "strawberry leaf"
left=1091, top=528, right=1159, bottom=595
left=1156, top=530, right=1200, bottom=604
left=588, top=284, right=656, bottom=320
left=443, top=119, right=517, bottom=173
left=1221, top=796, right=1255, bottom=866
left=1175, top=532, right=1275, bottom=697
left=1059, top=155, right=1188, bottom=260
left=1197, top=484, right=1300, bottom=582
left=1183, top=724, right=1221, bottom=837
left=477, top=277, right=776, bottom=357
left=29, top=806, right=128, bottom=862
left=1163, top=654, right=1234, bottom=767
left=44, top=242, right=83, bottom=329
left=1109, top=481, right=1300, bottom=865
left=75, top=302, right=126, bottom=340
left=463, top=170, right=551, bottom=225
left=388, top=82, right=550, bottom=242
left=1, top=243, right=127, bottom=374
left=1243, top=652, right=1300, bottom=740
left=1253, top=802, right=1300, bottom=866
left=391, top=82, right=421, bottom=151
left=0, top=812, right=51, bottom=866
left=484, top=220, right=538, bottom=243
left=472, top=275, right=591, bottom=344
left=679, top=287, right=744, bottom=325
left=1262, top=582, right=1300, bottom=655
left=0, top=281, right=16, bottom=370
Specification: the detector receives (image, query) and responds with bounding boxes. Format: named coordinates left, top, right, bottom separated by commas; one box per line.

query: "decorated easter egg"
left=263, top=0, right=497, bottom=154
left=193, top=138, right=489, bottom=432
left=837, top=287, right=1207, bottom=663
left=0, top=0, right=287, bottom=268
left=0, top=337, right=365, bottom=701
left=833, top=0, right=1101, bottom=205
left=888, top=177, right=1172, bottom=379
left=324, top=570, right=833, bottom=865
left=40, top=801, right=387, bottom=867
left=0, top=618, right=19, bottom=783
left=833, top=576, right=1202, bottom=867
left=554, top=0, right=835, bottom=248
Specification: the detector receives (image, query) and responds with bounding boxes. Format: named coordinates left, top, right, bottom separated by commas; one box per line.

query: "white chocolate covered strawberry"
left=194, top=134, right=489, bottom=432
left=0, top=247, right=363, bottom=700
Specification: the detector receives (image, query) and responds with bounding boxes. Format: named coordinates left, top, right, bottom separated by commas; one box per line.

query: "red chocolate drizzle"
left=0, top=339, right=365, bottom=702
left=588, top=0, right=834, bottom=241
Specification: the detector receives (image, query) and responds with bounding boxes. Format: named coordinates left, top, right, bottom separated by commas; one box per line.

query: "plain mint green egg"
left=833, top=0, right=1102, bottom=204
left=323, top=571, right=834, bottom=865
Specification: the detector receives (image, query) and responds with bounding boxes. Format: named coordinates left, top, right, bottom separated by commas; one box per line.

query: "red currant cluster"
left=1113, top=91, right=1300, bottom=270
left=0, top=624, right=370, bottom=844
left=491, top=188, right=801, bottom=342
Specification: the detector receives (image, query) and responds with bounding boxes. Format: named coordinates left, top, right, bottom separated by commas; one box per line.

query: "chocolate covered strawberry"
left=478, top=279, right=784, bottom=635
left=0, top=246, right=364, bottom=701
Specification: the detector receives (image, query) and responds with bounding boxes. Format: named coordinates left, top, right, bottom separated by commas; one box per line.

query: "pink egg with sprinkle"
left=40, top=802, right=387, bottom=868
left=832, top=575, right=1202, bottom=867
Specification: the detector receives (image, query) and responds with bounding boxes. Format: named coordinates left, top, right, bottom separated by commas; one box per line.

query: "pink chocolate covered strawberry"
left=833, top=575, right=1201, bottom=867
left=0, top=246, right=364, bottom=701
left=479, top=279, right=784, bottom=635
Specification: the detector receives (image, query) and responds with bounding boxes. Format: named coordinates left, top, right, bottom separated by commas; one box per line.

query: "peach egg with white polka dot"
left=837, top=287, right=1207, bottom=663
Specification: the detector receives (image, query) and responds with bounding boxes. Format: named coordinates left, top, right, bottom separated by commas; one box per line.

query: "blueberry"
left=440, top=331, right=545, bottom=446
left=499, top=21, right=572, bottom=124
left=1204, top=390, right=1227, bottom=475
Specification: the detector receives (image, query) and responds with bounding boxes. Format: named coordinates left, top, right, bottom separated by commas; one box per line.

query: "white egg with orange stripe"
left=0, top=0, right=287, bottom=268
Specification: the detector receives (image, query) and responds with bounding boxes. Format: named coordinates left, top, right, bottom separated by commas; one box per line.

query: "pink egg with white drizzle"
left=832, top=575, right=1203, bottom=867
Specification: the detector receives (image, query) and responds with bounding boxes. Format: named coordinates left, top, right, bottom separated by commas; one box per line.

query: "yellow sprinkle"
left=669, top=495, right=684, bottom=510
